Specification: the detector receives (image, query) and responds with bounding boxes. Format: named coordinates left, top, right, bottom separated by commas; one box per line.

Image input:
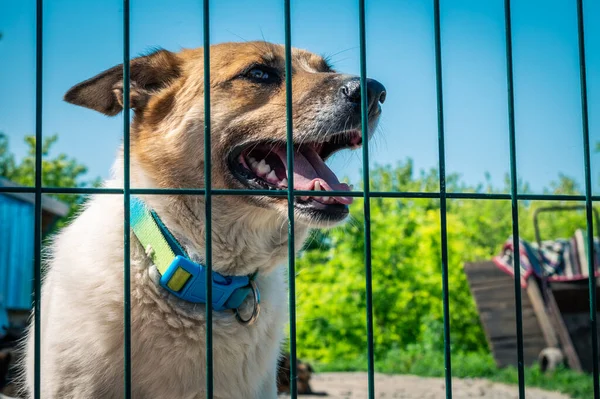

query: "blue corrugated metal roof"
left=0, top=194, right=35, bottom=310
left=0, top=178, right=69, bottom=217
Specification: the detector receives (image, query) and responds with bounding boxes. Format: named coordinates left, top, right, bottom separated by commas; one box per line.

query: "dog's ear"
left=306, top=362, right=314, bottom=373
left=64, top=49, right=181, bottom=116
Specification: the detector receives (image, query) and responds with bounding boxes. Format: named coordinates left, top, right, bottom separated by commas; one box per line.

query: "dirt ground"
left=278, top=372, right=572, bottom=399
left=0, top=372, right=572, bottom=399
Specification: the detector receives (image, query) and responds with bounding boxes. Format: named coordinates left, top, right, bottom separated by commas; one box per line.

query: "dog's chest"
left=35, top=194, right=289, bottom=398
left=128, top=266, right=287, bottom=398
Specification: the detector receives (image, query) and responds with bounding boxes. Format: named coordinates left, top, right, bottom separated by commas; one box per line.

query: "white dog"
left=22, top=42, right=385, bottom=399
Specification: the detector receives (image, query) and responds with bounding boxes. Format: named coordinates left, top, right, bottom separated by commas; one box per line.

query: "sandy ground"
left=278, top=372, right=572, bottom=399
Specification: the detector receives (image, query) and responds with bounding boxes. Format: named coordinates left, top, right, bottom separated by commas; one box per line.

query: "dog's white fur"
left=23, top=155, right=308, bottom=399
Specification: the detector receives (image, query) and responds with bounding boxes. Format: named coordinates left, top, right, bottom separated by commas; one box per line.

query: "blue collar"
left=129, top=196, right=259, bottom=312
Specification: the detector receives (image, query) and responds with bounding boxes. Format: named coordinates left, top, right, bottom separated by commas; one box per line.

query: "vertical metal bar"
left=283, top=1, right=297, bottom=398
left=576, top=1, right=599, bottom=397
left=203, top=0, right=214, bottom=397
left=432, top=1, right=452, bottom=397
left=122, top=0, right=132, bottom=398
left=33, top=1, right=43, bottom=397
left=358, top=1, right=375, bottom=398
left=503, top=1, right=525, bottom=397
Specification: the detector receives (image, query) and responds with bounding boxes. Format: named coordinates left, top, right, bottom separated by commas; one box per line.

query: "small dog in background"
left=277, top=353, right=326, bottom=396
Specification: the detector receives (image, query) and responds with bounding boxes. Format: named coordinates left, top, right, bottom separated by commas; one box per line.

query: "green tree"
left=0, top=132, right=99, bottom=230
left=295, top=160, right=592, bottom=365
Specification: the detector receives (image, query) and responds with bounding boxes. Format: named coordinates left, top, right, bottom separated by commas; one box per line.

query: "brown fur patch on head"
left=120, top=42, right=342, bottom=192
left=64, top=41, right=368, bottom=225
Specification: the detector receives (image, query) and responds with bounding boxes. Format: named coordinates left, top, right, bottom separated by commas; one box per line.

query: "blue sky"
left=1, top=0, right=599, bottom=194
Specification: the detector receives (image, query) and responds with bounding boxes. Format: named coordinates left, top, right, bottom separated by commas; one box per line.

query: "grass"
left=314, top=349, right=594, bottom=399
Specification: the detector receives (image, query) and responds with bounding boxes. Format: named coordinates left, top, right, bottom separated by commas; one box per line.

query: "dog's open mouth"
left=229, top=131, right=362, bottom=215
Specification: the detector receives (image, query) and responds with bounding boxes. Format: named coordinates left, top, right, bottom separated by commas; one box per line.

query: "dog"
left=276, top=352, right=326, bottom=396
left=21, top=41, right=385, bottom=398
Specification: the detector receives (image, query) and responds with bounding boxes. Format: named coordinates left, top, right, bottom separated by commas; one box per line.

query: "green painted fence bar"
left=576, top=0, right=599, bottom=397
left=33, top=0, right=43, bottom=398
left=432, top=1, right=452, bottom=397
left=122, top=0, right=132, bottom=397
left=283, top=1, right=298, bottom=397
left=9, top=1, right=597, bottom=398
left=503, top=0, right=526, bottom=397
left=358, top=0, right=376, bottom=397
left=2, top=185, right=600, bottom=202
left=203, top=0, right=214, bottom=397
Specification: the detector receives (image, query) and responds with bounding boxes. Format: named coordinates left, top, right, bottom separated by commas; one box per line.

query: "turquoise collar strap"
left=129, top=196, right=259, bottom=312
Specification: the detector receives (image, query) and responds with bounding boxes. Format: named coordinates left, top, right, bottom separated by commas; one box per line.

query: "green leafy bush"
left=295, top=160, right=590, bottom=365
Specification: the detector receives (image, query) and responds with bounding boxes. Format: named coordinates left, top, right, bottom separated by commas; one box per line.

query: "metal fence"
left=0, top=0, right=598, bottom=398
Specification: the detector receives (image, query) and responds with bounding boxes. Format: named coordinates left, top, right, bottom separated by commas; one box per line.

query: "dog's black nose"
left=339, top=77, right=386, bottom=114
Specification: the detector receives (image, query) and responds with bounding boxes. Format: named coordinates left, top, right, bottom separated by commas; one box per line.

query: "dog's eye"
left=248, top=68, right=268, bottom=80
left=243, top=66, right=279, bottom=84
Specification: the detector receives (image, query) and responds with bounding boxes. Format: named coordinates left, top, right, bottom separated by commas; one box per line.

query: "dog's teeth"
left=266, top=170, right=278, bottom=182
left=314, top=181, right=321, bottom=191
left=322, top=196, right=330, bottom=202
left=257, top=159, right=270, bottom=175
left=300, top=196, right=309, bottom=201
left=281, top=178, right=288, bottom=187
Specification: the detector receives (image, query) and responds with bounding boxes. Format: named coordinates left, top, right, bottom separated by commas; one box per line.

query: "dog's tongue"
left=272, top=146, right=353, bottom=205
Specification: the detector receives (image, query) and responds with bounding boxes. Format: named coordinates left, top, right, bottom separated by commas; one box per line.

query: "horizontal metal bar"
left=134, top=188, right=364, bottom=197
left=0, top=187, right=118, bottom=194
left=371, top=191, right=441, bottom=199
left=0, top=186, right=597, bottom=201
left=517, top=193, right=587, bottom=201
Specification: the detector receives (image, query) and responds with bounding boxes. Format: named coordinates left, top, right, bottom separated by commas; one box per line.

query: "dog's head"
left=277, top=352, right=318, bottom=395
left=65, top=42, right=385, bottom=228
